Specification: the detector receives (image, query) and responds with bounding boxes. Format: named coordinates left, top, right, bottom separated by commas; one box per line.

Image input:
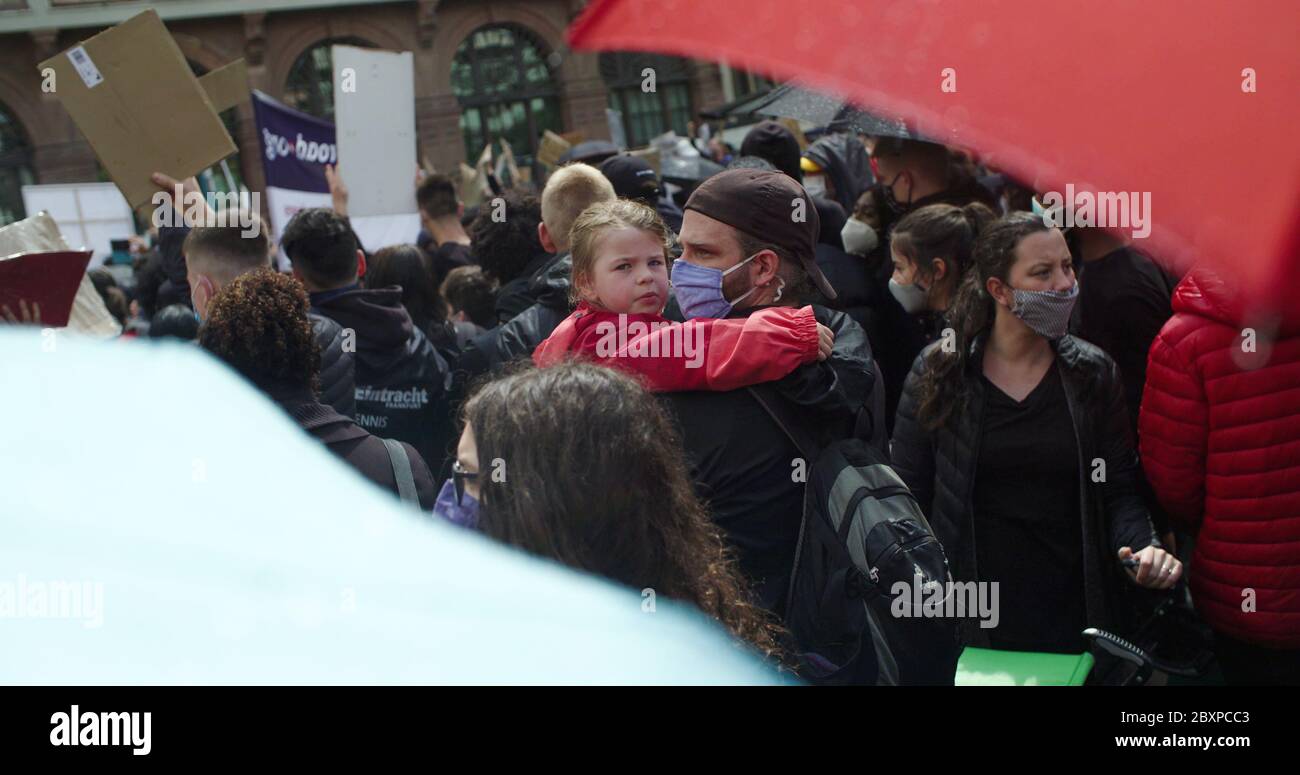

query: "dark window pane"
left=0, top=101, right=34, bottom=226
left=283, top=37, right=372, bottom=120
left=452, top=24, right=558, bottom=165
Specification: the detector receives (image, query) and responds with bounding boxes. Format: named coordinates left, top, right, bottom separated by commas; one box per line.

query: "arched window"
left=284, top=37, right=373, bottom=121
left=451, top=24, right=561, bottom=171
left=600, top=53, right=693, bottom=147
left=0, top=102, right=35, bottom=227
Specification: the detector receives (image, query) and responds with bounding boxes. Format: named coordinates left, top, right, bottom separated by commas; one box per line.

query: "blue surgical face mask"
left=669, top=253, right=760, bottom=319
left=432, top=478, right=479, bottom=529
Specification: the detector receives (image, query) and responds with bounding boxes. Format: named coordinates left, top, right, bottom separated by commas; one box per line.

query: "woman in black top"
left=890, top=212, right=1182, bottom=653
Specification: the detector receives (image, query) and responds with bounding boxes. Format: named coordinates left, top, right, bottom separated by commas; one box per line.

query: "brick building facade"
left=0, top=0, right=756, bottom=224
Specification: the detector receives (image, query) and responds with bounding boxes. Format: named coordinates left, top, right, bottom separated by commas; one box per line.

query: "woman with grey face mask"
left=889, top=212, right=1180, bottom=657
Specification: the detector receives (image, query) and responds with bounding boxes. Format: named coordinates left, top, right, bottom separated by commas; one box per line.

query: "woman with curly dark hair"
left=449, top=361, right=787, bottom=664
left=890, top=212, right=1180, bottom=655
left=467, top=191, right=549, bottom=324
left=199, top=269, right=437, bottom=510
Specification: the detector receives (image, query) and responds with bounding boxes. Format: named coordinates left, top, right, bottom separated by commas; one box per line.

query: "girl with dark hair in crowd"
left=366, top=243, right=477, bottom=365
left=364, top=244, right=446, bottom=336
left=888, top=202, right=996, bottom=322
left=890, top=212, right=1180, bottom=655
left=449, top=360, right=787, bottom=664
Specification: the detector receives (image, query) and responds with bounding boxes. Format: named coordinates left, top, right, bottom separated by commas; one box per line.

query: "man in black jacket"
left=662, top=169, right=878, bottom=616
left=180, top=221, right=356, bottom=417
left=150, top=172, right=356, bottom=417
left=281, top=208, right=453, bottom=475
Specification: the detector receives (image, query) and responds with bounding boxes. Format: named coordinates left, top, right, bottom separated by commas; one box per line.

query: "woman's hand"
left=816, top=322, right=835, bottom=361
left=1, top=299, right=41, bottom=325
left=1119, top=545, right=1183, bottom=590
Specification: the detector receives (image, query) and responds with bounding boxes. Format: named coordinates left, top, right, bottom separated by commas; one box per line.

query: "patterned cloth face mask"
left=1009, top=282, right=1079, bottom=340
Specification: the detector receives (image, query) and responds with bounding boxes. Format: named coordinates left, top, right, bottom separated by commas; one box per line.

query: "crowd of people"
left=35, top=120, right=1299, bottom=685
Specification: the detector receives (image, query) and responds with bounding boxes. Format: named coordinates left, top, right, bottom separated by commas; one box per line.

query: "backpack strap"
left=854, top=359, right=889, bottom=457
left=381, top=438, right=420, bottom=507
left=746, top=386, right=821, bottom=619
left=745, top=385, right=820, bottom=461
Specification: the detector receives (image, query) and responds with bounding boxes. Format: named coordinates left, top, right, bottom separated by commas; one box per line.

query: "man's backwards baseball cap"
left=684, top=168, right=836, bottom=300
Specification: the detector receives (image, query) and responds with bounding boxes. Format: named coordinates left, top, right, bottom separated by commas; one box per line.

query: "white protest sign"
left=332, top=45, right=418, bottom=219
left=21, top=182, right=134, bottom=267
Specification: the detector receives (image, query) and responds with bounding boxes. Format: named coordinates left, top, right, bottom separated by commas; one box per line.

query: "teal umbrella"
left=0, top=330, right=783, bottom=685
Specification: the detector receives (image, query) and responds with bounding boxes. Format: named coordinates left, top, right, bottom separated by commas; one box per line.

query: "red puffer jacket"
left=1140, top=268, right=1300, bottom=648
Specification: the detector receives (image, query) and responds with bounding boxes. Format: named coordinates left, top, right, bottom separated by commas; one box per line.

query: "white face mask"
left=803, top=174, right=827, bottom=199
left=889, top=277, right=930, bottom=315
left=840, top=217, right=879, bottom=256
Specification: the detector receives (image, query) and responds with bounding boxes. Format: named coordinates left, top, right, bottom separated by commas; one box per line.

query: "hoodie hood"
left=1173, top=265, right=1300, bottom=336
left=311, top=286, right=415, bottom=366
left=803, top=133, right=873, bottom=213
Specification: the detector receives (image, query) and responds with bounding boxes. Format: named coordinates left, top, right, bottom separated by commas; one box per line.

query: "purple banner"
left=251, top=90, right=336, bottom=193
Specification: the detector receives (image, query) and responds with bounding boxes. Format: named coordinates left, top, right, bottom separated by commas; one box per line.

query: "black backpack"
left=748, top=387, right=960, bottom=685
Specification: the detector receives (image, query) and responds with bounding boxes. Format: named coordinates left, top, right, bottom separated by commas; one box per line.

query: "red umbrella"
left=570, top=0, right=1299, bottom=315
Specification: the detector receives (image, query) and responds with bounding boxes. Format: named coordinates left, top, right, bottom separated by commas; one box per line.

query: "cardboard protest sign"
left=198, top=59, right=249, bottom=113
left=332, top=45, right=418, bottom=218
left=536, top=130, right=571, bottom=168
left=38, top=9, right=236, bottom=209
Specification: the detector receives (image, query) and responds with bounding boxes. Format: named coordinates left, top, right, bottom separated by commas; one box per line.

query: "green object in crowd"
left=956, top=647, right=1095, bottom=686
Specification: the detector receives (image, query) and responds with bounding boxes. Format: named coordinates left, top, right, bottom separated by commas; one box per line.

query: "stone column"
left=558, top=50, right=610, bottom=142
left=236, top=12, right=269, bottom=197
